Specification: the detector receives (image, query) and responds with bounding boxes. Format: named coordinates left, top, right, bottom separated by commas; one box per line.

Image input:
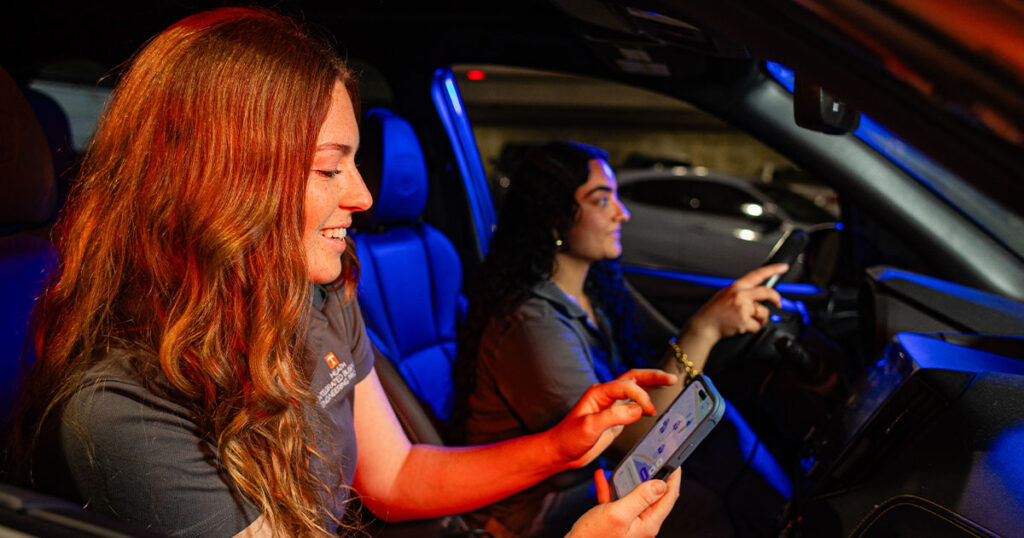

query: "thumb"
left=615, top=479, right=669, bottom=518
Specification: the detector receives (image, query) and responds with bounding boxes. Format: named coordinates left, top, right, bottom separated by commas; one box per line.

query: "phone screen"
left=612, top=376, right=722, bottom=497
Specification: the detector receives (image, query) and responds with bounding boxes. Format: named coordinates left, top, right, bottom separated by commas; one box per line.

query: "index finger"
left=734, top=263, right=789, bottom=289
left=616, top=369, right=678, bottom=389
left=579, top=379, right=657, bottom=416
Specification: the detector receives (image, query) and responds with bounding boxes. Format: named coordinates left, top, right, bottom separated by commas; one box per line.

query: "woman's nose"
left=343, top=169, right=373, bottom=212
left=616, top=197, right=630, bottom=221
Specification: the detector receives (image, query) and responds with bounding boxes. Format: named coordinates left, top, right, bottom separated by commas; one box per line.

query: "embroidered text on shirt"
left=317, top=358, right=356, bottom=408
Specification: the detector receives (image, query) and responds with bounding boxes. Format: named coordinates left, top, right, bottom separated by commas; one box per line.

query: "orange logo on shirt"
left=325, top=352, right=340, bottom=369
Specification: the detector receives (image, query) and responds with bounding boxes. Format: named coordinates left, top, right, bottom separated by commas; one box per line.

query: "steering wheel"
left=702, top=228, right=810, bottom=378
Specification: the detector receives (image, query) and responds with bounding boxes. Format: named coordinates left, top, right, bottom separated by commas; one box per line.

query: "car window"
left=619, top=178, right=684, bottom=209
left=757, top=184, right=835, bottom=224
left=687, top=181, right=761, bottom=218
left=451, top=65, right=834, bottom=208
left=28, top=59, right=113, bottom=153
left=621, top=178, right=762, bottom=219
left=451, top=64, right=838, bottom=277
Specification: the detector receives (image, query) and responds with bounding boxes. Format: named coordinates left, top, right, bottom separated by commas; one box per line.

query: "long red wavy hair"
left=15, top=7, right=358, bottom=536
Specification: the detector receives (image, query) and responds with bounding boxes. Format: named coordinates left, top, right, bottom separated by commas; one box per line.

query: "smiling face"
left=303, top=81, right=373, bottom=284
left=564, top=158, right=631, bottom=263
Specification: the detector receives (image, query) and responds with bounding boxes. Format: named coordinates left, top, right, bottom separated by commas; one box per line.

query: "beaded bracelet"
left=668, top=337, right=701, bottom=383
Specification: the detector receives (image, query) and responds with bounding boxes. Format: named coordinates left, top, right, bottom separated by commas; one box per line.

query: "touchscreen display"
left=613, top=380, right=718, bottom=494
left=840, top=346, right=914, bottom=444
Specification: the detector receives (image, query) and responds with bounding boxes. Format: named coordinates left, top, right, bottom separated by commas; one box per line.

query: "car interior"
left=2, top=1, right=1024, bottom=536
left=351, top=108, right=464, bottom=429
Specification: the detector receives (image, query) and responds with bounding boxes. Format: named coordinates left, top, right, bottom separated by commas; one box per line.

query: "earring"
left=555, top=238, right=563, bottom=247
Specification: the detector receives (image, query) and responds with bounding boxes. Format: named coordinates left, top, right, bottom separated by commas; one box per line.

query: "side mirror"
left=794, top=74, right=860, bottom=134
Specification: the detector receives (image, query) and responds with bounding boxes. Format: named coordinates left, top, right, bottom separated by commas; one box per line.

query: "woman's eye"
left=598, top=196, right=610, bottom=207
left=316, top=169, right=341, bottom=178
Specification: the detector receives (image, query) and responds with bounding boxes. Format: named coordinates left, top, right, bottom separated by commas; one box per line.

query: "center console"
left=789, top=333, right=1024, bottom=536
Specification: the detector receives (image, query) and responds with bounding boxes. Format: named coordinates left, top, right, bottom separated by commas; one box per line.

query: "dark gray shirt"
left=40, top=285, right=373, bottom=537
left=465, top=280, right=620, bottom=444
left=463, top=279, right=622, bottom=533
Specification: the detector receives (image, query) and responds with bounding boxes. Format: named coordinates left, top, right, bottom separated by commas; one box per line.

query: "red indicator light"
left=466, top=69, right=486, bottom=81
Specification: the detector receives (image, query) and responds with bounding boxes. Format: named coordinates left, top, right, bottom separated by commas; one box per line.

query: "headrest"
left=0, top=66, right=56, bottom=228
left=355, top=108, right=428, bottom=228
left=25, top=88, right=74, bottom=193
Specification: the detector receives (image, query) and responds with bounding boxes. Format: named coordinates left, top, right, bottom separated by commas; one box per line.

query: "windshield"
left=766, top=61, right=1024, bottom=262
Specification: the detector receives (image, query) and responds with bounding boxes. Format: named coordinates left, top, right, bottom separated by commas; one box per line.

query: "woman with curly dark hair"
left=452, top=141, right=789, bottom=537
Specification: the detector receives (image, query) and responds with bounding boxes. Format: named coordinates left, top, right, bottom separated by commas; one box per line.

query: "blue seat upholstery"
left=352, top=108, right=463, bottom=422
left=0, top=236, right=57, bottom=416
left=0, top=66, right=61, bottom=419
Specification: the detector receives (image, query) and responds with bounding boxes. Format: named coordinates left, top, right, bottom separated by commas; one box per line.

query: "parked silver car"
left=617, top=168, right=820, bottom=277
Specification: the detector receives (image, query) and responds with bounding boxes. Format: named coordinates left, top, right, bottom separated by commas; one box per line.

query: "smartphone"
left=610, top=374, right=726, bottom=499
left=761, top=229, right=808, bottom=289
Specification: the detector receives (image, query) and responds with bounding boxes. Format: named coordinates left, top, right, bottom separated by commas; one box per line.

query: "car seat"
left=351, top=108, right=464, bottom=429
left=23, top=86, right=75, bottom=216
left=0, top=66, right=57, bottom=232
left=0, top=483, right=166, bottom=537
left=0, top=66, right=60, bottom=421
left=349, top=109, right=490, bottom=537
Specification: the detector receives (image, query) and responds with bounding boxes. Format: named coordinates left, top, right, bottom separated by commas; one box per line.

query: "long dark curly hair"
left=449, top=141, right=654, bottom=443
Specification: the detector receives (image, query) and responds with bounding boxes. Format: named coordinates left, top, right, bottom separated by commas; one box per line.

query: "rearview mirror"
left=794, top=74, right=860, bottom=135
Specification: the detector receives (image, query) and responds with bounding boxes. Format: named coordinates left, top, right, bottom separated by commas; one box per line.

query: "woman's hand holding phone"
left=610, top=375, right=725, bottom=498
left=565, top=467, right=682, bottom=538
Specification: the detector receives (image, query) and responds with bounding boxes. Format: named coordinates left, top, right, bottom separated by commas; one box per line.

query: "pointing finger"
left=617, top=369, right=678, bottom=389
left=734, top=263, right=789, bottom=289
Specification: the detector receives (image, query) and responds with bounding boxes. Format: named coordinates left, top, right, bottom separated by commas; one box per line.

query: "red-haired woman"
left=11, top=7, right=679, bottom=538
